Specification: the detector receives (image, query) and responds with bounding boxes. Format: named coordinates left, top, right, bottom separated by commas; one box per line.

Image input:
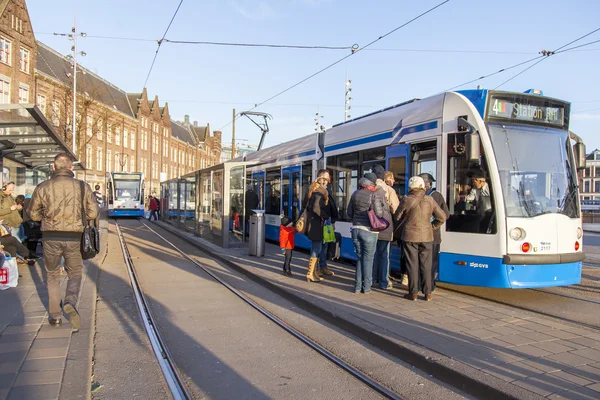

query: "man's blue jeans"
left=351, top=228, right=378, bottom=293
left=373, top=240, right=391, bottom=289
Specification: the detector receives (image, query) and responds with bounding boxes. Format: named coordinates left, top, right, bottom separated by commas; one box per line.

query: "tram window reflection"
left=328, top=152, right=359, bottom=221
left=265, top=168, right=281, bottom=215
left=446, top=134, right=496, bottom=234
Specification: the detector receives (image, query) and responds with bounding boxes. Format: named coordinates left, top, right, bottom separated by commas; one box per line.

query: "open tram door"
left=386, top=144, right=410, bottom=273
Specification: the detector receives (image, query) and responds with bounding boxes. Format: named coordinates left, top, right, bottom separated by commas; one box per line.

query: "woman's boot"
left=306, top=258, right=321, bottom=282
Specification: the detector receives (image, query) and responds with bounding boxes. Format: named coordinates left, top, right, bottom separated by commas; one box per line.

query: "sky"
left=27, top=0, right=600, bottom=150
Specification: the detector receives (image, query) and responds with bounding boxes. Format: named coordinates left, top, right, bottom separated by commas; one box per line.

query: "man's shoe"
left=404, top=293, right=418, bottom=301
left=321, top=267, right=335, bottom=276
left=425, top=294, right=433, bottom=302
left=63, top=302, right=80, bottom=332
left=386, top=282, right=393, bottom=289
left=49, top=318, right=62, bottom=327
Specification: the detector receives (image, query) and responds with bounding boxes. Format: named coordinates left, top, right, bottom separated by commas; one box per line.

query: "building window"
left=0, top=77, right=10, bottom=104
left=152, top=160, right=158, bottom=179
left=585, top=167, right=591, bottom=178
left=97, top=118, right=103, bottom=140
left=36, top=94, right=47, bottom=115
left=585, top=181, right=590, bottom=193
left=0, top=37, right=12, bottom=65
left=115, top=152, right=120, bottom=172
left=123, top=128, right=128, bottom=149
left=18, top=84, right=29, bottom=103
left=107, top=125, right=112, bottom=143
left=152, top=122, right=158, bottom=133
left=595, top=181, right=600, bottom=193
left=115, top=127, right=121, bottom=146
left=86, top=116, right=93, bottom=136
left=11, top=15, right=23, bottom=34
left=86, top=145, right=92, bottom=167
left=131, top=132, right=136, bottom=150
left=130, top=156, right=135, bottom=173
left=96, top=147, right=103, bottom=171
left=107, top=150, right=112, bottom=173
left=52, top=100, right=60, bottom=126
left=19, top=47, right=30, bottom=73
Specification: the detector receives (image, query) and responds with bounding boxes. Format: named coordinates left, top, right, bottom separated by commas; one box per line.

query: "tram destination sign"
left=486, top=94, right=567, bottom=128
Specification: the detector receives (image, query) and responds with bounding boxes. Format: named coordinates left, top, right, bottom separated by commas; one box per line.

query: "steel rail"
left=115, top=222, right=191, bottom=400
left=135, top=219, right=403, bottom=400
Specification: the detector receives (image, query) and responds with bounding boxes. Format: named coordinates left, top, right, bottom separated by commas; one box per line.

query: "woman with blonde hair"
left=304, top=175, right=330, bottom=282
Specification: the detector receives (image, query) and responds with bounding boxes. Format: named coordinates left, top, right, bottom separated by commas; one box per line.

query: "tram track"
left=115, top=218, right=404, bottom=400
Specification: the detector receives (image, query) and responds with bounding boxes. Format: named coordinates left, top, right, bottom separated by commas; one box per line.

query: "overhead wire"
left=217, top=0, right=450, bottom=132
left=143, top=0, right=184, bottom=89
left=494, top=27, right=600, bottom=89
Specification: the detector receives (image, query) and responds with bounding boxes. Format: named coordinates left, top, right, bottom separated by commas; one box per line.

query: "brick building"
left=0, top=0, right=221, bottom=194
left=580, top=149, right=600, bottom=201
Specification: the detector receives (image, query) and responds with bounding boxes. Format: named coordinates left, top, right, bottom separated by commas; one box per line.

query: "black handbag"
left=80, top=181, right=100, bottom=260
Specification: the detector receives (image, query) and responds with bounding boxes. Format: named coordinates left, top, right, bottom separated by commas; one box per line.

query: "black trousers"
left=1, top=236, right=32, bottom=258
left=431, top=243, right=440, bottom=289
left=283, top=249, right=293, bottom=271
left=402, top=241, right=433, bottom=295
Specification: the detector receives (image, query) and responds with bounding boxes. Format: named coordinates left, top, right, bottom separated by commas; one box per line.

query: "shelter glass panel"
left=265, top=168, right=281, bottom=215
left=229, top=166, right=245, bottom=244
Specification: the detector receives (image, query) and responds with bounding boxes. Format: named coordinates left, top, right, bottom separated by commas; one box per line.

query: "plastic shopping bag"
left=323, top=221, right=335, bottom=243
left=0, top=257, right=18, bottom=290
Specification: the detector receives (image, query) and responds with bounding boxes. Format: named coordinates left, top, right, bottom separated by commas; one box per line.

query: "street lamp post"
left=57, top=17, right=86, bottom=156
left=345, top=70, right=352, bottom=121
left=118, top=153, right=129, bottom=172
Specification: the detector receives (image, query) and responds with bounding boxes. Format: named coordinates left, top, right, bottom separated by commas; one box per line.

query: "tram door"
left=251, top=171, right=265, bottom=210
left=386, top=144, right=410, bottom=198
left=281, top=166, right=301, bottom=221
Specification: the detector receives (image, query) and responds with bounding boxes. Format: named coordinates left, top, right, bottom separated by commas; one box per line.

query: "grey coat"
left=347, top=178, right=385, bottom=229
left=375, top=186, right=394, bottom=241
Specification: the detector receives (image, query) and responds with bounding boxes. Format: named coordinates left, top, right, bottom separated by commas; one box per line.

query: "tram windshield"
left=488, top=123, right=579, bottom=218
left=114, top=178, right=141, bottom=201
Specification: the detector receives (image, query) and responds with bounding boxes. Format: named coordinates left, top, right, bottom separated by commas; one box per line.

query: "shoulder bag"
left=294, top=201, right=309, bottom=235
left=368, top=193, right=389, bottom=232
left=80, top=181, right=100, bottom=260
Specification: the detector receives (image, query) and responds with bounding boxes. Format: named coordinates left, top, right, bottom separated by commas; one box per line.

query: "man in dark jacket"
left=28, top=153, right=99, bottom=330
left=419, top=173, right=450, bottom=291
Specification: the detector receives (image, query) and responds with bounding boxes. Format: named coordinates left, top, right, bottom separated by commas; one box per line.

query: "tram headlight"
left=577, top=227, right=583, bottom=239
left=509, top=227, right=526, bottom=241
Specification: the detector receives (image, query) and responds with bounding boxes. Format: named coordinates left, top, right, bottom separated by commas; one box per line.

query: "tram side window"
left=360, top=147, right=386, bottom=176
left=301, top=161, right=312, bottom=208
left=328, top=152, right=359, bottom=221
left=446, top=134, right=497, bottom=234
left=265, top=169, right=281, bottom=215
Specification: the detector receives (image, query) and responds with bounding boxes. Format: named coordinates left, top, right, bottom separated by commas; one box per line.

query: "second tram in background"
left=107, top=172, right=145, bottom=217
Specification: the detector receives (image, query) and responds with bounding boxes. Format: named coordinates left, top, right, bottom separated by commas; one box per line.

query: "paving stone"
left=0, top=332, right=36, bottom=344
left=544, top=330, right=581, bottom=340
left=28, top=338, right=70, bottom=351
left=484, top=361, right=546, bottom=382
left=548, top=386, right=600, bottom=400
left=2, top=325, right=40, bottom=335
left=20, top=357, right=66, bottom=372
left=512, top=344, right=553, bottom=358
left=544, top=352, right=596, bottom=367
left=512, top=373, right=578, bottom=397
left=495, top=334, right=538, bottom=346
left=586, top=383, right=600, bottom=393
left=532, top=341, right=581, bottom=354
left=519, top=331, right=558, bottom=342
left=13, top=370, right=63, bottom=386
left=9, top=316, right=45, bottom=326
left=567, top=337, right=600, bottom=349
left=519, top=358, right=562, bottom=373
left=0, top=350, right=28, bottom=374
left=480, top=337, right=517, bottom=349
left=35, top=328, right=73, bottom=339
left=552, top=339, right=587, bottom=350
left=0, top=372, right=16, bottom=390
left=25, top=347, right=68, bottom=359
left=569, top=348, right=600, bottom=362
left=548, top=370, right=595, bottom=386
left=484, top=325, right=524, bottom=336
left=514, top=322, right=556, bottom=332
left=6, top=383, right=60, bottom=400
left=0, top=341, right=32, bottom=354
left=465, top=328, right=498, bottom=339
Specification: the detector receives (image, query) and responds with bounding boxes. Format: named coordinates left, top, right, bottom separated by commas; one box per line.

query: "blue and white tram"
left=107, top=172, right=145, bottom=217
left=243, top=89, right=584, bottom=288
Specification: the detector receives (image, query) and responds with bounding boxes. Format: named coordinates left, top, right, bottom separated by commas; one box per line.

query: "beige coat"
left=395, top=189, right=446, bottom=243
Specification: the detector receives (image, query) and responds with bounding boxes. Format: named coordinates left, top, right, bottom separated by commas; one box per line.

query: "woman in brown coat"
left=395, top=176, right=447, bottom=301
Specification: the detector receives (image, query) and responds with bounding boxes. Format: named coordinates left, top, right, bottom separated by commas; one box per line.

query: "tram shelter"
left=0, top=103, right=81, bottom=192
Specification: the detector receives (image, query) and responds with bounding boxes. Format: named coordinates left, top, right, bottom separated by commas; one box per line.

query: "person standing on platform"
left=316, top=169, right=338, bottom=278
left=372, top=165, right=399, bottom=289
left=279, top=216, right=296, bottom=276
left=28, top=153, right=99, bottom=330
left=0, top=182, right=23, bottom=239
left=148, top=196, right=159, bottom=221
left=347, top=172, right=384, bottom=294
left=304, top=175, right=330, bottom=282
left=419, top=173, right=449, bottom=292
left=93, top=185, right=103, bottom=207
left=395, top=176, right=446, bottom=301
